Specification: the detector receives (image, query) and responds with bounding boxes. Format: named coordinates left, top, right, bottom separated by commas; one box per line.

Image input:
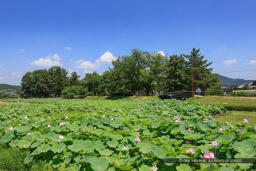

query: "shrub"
left=61, top=86, right=88, bottom=99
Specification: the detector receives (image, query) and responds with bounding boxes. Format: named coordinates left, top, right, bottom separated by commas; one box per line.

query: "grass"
left=191, top=96, right=256, bottom=111
left=0, top=147, right=51, bottom=171
left=214, top=111, right=256, bottom=127
left=191, top=96, right=256, bottom=106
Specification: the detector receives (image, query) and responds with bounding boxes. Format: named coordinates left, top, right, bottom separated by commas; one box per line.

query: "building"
left=238, top=79, right=256, bottom=89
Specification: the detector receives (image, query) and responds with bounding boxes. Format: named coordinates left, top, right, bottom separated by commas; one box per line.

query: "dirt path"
left=0, top=101, right=30, bottom=105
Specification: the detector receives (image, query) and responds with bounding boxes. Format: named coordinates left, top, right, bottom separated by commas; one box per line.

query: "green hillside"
left=219, top=75, right=252, bottom=87
left=0, top=84, right=21, bottom=93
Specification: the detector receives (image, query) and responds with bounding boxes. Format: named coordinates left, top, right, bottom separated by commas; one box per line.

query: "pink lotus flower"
left=203, top=118, right=207, bottom=121
left=156, top=110, right=160, bottom=112
left=186, top=141, right=190, bottom=144
left=254, top=127, right=256, bottom=131
left=65, top=116, right=68, bottom=120
left=122, top=146, right=129, bottom=151
left=135, top=137, right=141, bottom=142
left=243, top=119, right=248, bottom=124
left=209, top=141, right=218, bottom=147
left=204, top=152, right=215, bottom=159
left=27, top=132, right=31, bottom=136
left=102, top=115, right=105, bottom=118
left=141, top=153, right=144, bottom=157
left=59, top=122, right=65, bottom=126
left=186, top=147, right=195, bottom=153
left=59, top=136, right=64, bottom=140
left=188, top=128, right=191, bottom=132
left=150, top=165, right=158, bottom=171
left=175, top=119, right=180, bottom=123
left=209, top=115, right=213, bottom=118
left=110, top=118, right=114, bottom=121
left=173, top=115, right=178, bottom=120
left=9, top=127, right=14, bottom=131
left=168, top=118, right=170, bottom=120
left=47, top=124, right=51, bottom=128
left=219, top=128, right=223, bottom=131
left=41, top=119, right=45, bottom=121
left=24, top=116, right=28, bottom=120
left=93, top=127, right=96, bottom=130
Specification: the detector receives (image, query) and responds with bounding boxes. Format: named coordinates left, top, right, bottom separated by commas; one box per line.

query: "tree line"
left=21, top=48, right=223, bottom=98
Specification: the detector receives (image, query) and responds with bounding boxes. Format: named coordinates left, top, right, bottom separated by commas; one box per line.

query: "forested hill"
left=219, top=75, right=252, bottom=87
left=0, top=84, right=21, bottom=92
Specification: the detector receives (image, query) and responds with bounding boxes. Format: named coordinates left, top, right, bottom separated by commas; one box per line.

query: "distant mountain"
left=219, top=75, right=252, bottom=87
left=0, top=84, right=22, bottom=92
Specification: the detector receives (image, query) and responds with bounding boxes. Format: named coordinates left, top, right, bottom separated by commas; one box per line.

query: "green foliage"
left=0, top=84, right=21, bottom=92
left=20, top=48, right=222, bottom=97
left=192, top=96, right=256, bottom=112
left=0, top=147, right=51, bottom=170
left=242, top=83, right=250, bottom=90
left=21, top=66, right=69, bottom=98
left=228, top=92, right=256, bottom=97
left=82, top=72, right=101, bottom=95
left=1, top=99, right=255, bottom=170
left=61, top=85, right=88, bottom=99
left=218, top=75, right=252, bottom=87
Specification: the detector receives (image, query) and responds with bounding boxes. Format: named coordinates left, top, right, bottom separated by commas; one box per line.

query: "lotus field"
left=0, top=99, right=256, bottom=170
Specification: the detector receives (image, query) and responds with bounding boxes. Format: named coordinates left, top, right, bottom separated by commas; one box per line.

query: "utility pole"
left=192, top=60, right=194, bottom=99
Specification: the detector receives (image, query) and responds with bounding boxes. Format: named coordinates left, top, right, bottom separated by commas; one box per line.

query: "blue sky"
left=1, top=0, right=256, bottom=85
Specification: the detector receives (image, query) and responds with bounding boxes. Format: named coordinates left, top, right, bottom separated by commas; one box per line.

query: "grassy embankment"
left=191, top=96, right=256, bottom=126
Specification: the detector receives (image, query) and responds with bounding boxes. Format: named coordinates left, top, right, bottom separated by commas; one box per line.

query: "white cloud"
left=96, top=51, right=117, bottom=64
left=155, top=51, right=166, bottom=56
left=0, top=76, right=6, bottom=80
left=30, top=54, right=62, bottom=67
left=76, top=51, right=116, bottom=73
left=223, top=59, right=238, bottom=66
left=17, top=49, right=25, bottom=52
left=0, top=65, right=7, bottom=71
left=11, top=72, right=22, bottom=78
left=64, top=46, right=72, bottom=50
left=76, top=60, right=98, bottom=69
left=248, top=60, right=256, bottom=66
left=217, top=45, right=227, bottom=53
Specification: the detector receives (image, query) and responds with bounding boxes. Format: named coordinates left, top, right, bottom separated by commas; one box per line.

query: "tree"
left=61, top=85, right=88, bottom=98
left=184, top=48, right=219, bottom=91
left=69, top=71, right=80, bottom=86
left=110, top=49, right=147, bottom=95
left=21, top=69, right=50, bottom=97
left=165, top=55, right=186, bottom=92
left=142, top=52, right=168, bottom=95
left=98, top=70, right=113, bottom=96
left=82, top=72, right=101, bottom=95
left=243, top=83, right=250, bottom=90
left=48, top=66, right=68, bottom=96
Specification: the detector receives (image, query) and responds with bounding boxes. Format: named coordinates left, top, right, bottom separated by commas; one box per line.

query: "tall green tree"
left=98, top=70, right=113, bottom=96
left=184, top=48, right=217, bottom=91
left=165, top=54, right=186, bottom=91
left=82, top=72, right=101, bottom=95
left=21, top=69, right=50, bottom=97
left=48, top=66, right=68, bottom=96
left=69, top=71, right=80, bottom=86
